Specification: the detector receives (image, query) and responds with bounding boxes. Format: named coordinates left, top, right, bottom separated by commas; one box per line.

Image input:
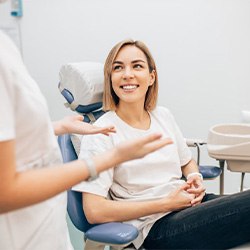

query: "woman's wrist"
left=157, top=198, right=172, bottom=213
left=186, top=172, right=203, bottom=180
left=107, top=146, right=129, bottom=166
left=92, top=148, right=120, bottom=175
left=52, top=121, right=60, bottom=135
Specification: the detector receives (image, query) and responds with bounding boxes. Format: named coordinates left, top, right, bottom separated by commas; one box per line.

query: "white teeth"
left=122, top=85, right=137, bottom=90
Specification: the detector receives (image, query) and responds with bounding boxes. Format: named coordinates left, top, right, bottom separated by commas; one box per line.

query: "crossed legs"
left=144, top=190, right=250, bottom=249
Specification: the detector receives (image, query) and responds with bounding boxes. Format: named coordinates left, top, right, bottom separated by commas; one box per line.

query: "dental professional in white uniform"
left=0, top=2, right=171, bottom=249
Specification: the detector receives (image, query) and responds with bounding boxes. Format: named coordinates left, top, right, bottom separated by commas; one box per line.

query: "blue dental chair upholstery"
left=58, top=133, right=139, bottom=249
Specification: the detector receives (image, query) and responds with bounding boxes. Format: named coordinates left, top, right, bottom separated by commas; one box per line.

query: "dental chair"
left=57, top=62, right=222, bottom=249
left=58, top=133, right=139, bottom=250
left=58, top=62, right=139, bottom=250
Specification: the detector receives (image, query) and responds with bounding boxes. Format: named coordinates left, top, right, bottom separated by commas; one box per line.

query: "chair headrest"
left=59, top=62, right=104, bottom=113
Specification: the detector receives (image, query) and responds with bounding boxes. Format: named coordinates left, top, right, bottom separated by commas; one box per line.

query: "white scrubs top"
left=0, top=31, right=73, bottom=250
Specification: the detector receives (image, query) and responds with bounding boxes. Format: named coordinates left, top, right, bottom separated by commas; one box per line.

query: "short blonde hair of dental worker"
left=103, top=39, right=158, bottom=112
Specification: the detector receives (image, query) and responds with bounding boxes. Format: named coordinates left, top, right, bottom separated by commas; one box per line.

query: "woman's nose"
left=122, top=67, right=134, bottom=79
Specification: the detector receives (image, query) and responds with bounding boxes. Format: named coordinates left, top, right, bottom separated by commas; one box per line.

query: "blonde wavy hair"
left=103, top=39, right=158, bottom=111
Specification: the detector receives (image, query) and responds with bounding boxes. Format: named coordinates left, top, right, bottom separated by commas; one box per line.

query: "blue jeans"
left=143, top=190, right=250, bottom=249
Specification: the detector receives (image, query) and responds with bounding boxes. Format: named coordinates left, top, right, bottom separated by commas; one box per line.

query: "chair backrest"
left=58, top=62, right=104, bottom=114
left=58, top=134, right=97, bottom=232
left=58, top=62, right=107, bottom=232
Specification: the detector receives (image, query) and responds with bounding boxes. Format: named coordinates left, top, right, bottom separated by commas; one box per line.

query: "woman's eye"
left=113, top=65, right=122, bottom=71
left=134, top=64, right=143, bottom=69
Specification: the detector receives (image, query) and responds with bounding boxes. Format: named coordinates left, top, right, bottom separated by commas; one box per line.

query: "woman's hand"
left=53, top=115, right=116, bottom=136
left=114, top=133, right=173, bottom=163
left=186, top=175, right=206, bottom=206
left=161, top=184, right=194, bottom=212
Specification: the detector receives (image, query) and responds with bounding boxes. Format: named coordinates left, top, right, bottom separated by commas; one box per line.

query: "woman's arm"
left=83, top=183, right=194, bottom=224
left=52, top=115, right=116, bottom=136
left=0, top=133, right=171, bottom=213
left=181, top=159, right=200, bottom=178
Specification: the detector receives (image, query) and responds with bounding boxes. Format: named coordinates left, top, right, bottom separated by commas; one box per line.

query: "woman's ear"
left=149, top=70, right=156, bottom=86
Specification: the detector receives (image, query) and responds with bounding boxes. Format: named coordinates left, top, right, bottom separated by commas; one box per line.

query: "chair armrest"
left=85, top=222, right=139, bottom=245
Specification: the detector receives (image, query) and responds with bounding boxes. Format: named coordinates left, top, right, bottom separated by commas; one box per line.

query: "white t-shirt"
left=0, top=31, right=73, bottom=250
left=73, top=107, right=192, bottom=249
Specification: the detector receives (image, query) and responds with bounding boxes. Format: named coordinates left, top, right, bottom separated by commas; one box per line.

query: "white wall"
left=1, top=1, right=250, bottom=248
left=1, top=0, right=250, bottom=195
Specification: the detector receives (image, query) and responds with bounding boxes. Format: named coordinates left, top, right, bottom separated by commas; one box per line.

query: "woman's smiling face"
left=111, top=45, right=155, bottom=107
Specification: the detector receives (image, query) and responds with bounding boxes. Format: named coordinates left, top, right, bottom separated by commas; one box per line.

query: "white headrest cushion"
left=59, top=62, right=104, bottom=105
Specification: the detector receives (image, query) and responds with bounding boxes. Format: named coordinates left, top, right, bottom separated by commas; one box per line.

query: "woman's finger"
left=92, top=125, right=116, bottom=135
left=191, top=192, right=206, bottom=206
left=75, top=115, right=84, bottom=121
left=187, top=187, right=206, bottom=194
left=139, top=133, right=163, bottom=144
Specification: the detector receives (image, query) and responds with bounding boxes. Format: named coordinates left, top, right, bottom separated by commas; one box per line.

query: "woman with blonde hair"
left=75, top=39, right=250, bottom=249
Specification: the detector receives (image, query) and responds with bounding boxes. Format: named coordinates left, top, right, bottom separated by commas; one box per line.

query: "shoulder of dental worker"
left=0, top=31, right=24, bottom=70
